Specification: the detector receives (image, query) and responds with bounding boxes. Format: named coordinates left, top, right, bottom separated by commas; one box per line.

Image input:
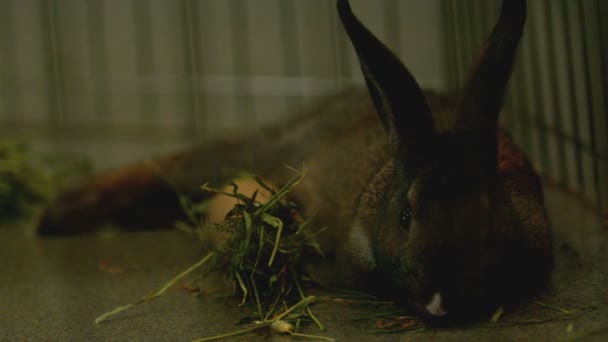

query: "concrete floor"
left=1, top=182, right=607, bottom=341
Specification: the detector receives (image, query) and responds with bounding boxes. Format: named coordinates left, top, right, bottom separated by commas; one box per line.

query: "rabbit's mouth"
left=424, top=292, right=447, bottom=317
left=415, top=289, right=501, bottom=323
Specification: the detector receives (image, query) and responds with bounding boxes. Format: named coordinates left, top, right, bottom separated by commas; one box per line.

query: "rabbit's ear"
left=338, top=0, right=435, bottom=166
left=456, top=0, right=526, bottom=169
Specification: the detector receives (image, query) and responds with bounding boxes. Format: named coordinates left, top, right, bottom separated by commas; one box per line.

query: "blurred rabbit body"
left=37, top=0, right=552, bottom=318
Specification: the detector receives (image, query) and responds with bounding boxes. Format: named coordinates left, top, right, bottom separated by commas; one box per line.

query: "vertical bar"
left=41, top=0, right=66, bottom=126
left=460, top=0, right=471, bottom=84
left=596, top=0, right=608, bottom=214
left=228, top=0, right=253, bottom=122
left=561, top=0, right=586, bottom=194
left=459, top=0, right=473, bottom=78
left=329, top=0, right=351, bottom=128
left=450, top=0, right=465, bottom=86
left=0, top=0, right=21, bottom=121
left=543, top=0, right=569, bottom=186
left=576, top=0, right=602, bottom=209
left=473, top=0, right=490, bottom=54
left=477, top=0, right=494, bottom=40
left=330, top=0, right=351, bottom=87
left=278, top=0, right=302, bottom=110
left=510, top=28, right=533, bottom=156
left=525, top=1, right=551, bottom=172
left=595, top=0, right=608, bottom=154
left=466, top=0, right=479, bottom=69
left=441, top=0, right=457, bottom=92
left=466, top=0, right=480, bottom=57
left=86, top=0, right=109, bottom=120
left=383, top=0, right=401, bottom=59
left=470, top=0, right=481, bottom=48
left=180, top=0, right=204, bottom=136
left=132, top=0, right=158, bottom=120
left=599, top=0, right=608, bottom=136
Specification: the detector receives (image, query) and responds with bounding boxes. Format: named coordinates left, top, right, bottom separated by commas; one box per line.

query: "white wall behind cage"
left=0, top=0, right=446, bottom=169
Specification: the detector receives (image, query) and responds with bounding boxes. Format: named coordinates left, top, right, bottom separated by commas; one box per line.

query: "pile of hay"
left=96, top=168, right=332, bottom=341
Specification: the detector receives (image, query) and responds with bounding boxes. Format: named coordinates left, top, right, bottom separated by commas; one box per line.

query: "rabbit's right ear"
left=338, top=0, right=435, bottom=168
left=455, top=0, right=526, bottom=174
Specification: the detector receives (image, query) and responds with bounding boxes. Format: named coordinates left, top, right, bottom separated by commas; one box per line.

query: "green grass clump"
left=95, top=167, right=332, bottom=340
left=199, top=170, right=324, bottom=321
left=0, top=141, right=90, bottom=220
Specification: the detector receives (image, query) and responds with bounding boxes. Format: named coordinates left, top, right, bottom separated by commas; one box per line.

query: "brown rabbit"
left=37, top=0, right=552, bottom=319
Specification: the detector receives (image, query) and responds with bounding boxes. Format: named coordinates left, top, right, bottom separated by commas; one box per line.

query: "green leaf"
left=261, top=213, right=283, bottom=267
left=490, top=306, right=504, bottom=323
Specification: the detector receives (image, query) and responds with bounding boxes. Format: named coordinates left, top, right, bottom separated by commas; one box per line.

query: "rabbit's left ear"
left=338, top=0, right=435, bottom=169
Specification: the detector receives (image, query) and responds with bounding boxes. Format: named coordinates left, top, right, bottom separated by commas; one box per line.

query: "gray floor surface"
left=1, top=182, right=607, bottom=341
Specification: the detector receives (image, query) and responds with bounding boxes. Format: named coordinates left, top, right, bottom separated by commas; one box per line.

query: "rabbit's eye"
left=400, top=205, right=413, bottom=231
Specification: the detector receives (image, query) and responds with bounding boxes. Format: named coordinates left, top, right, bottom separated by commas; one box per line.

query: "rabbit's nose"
left=425, top=292, right=447, bottom=317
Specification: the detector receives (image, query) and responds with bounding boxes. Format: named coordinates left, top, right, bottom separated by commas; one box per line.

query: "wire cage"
left=0, top=0, right=606, bottom=217
left=444, top=0, right=607, bottom=217
left=0, top=1, right=446, bottom=166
